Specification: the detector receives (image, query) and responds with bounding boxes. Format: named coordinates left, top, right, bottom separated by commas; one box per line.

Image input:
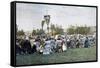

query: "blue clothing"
left=84, top=39, right=90, bottom=48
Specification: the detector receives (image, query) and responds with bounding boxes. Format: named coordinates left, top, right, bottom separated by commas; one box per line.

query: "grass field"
left=16, top=46, right=96, bottom=65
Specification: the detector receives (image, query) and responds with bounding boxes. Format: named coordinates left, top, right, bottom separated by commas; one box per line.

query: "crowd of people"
left=16, top=34, right=96, bottom=55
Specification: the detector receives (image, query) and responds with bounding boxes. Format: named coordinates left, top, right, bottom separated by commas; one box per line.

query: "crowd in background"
left=16, top=34, right=96, bottom=55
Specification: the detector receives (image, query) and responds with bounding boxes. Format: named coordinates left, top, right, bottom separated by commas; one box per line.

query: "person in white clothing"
left=43, top=38, right=52, bottom=55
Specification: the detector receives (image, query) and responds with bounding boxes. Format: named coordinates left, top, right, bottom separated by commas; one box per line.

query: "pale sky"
left=16, top=3, right=96, bottom=32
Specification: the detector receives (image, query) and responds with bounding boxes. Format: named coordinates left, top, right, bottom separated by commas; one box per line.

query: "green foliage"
left=67, top=25, right=90, bottom=35
left=32, top=29, right=37, bottom=36
left=67, top=26, right=75, bottom=34
left=17, top=30, right=25, bottom=36
left=54, top=25, right=64, bottom=35
left=36, top=29, right=45, bottom=35
left=75, top=26, right=90, bottom=35
left=32, top=29, right=45, bottom=36
left=50, top=24, right=55, bottom=35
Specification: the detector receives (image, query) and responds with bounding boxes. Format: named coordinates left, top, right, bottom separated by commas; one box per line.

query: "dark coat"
left=22, top=40, right=31, bottom=54
left=84, top=39, right=90, bottom=48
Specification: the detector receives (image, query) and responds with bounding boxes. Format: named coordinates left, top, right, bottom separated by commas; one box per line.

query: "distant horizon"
left=16, top=3, right=96, bottom=32
left=17, top=25, right=96, bottom=33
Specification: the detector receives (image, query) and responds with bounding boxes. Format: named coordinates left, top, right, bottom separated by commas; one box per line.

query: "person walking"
left=84, top=37, right=90, bottom=48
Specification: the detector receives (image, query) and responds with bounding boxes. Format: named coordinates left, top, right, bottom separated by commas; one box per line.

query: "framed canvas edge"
left=10, top=1, right=98, bottom=67
left=10, top=1, right=16, bottom=67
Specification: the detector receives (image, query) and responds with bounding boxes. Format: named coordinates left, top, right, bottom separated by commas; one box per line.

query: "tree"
left=44, top=15, right=50, bottom=34
left=41, top=20, right=45, bottom=31
left=36, top=29, right=45, bottom=35
left=17, top=30, right=25, bottom=36
left=75, top=26, right=90, bottom=35
left=84, top=26, right=90, bottom=35
left=67, top=26, right=75, bottom=34
left=54, top=25, right=64, bottom=35
left=67, top=25, right=90, bottom=35
left=50, top=24, right=55, bottom=36
left=32, top=29, right=37, bottom=36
